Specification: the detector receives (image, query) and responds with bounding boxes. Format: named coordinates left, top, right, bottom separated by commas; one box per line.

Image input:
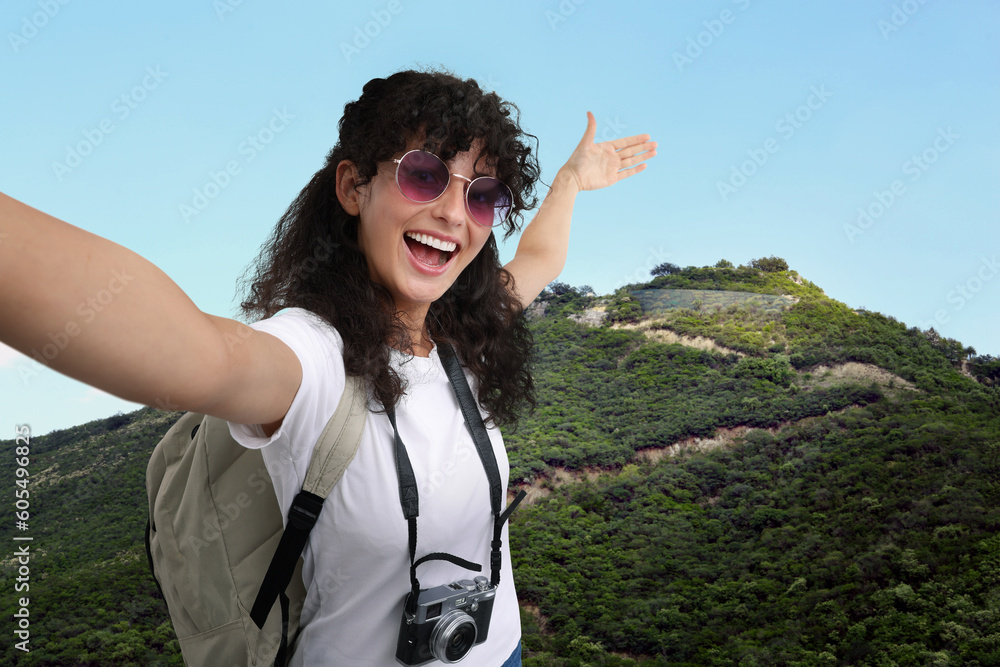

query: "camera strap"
left=387, top=341, right=527, bottom=615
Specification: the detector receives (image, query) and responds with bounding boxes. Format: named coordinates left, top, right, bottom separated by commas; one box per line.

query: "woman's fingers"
left=607, top=133, right=653, bottom=151
left=618, top=146, right=657, bottom=169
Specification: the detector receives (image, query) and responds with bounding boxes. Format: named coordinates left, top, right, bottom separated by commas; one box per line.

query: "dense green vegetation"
left=505, top=316, right=882, bottom=482
left=513, top=263, right=998, bottom=665
left=640, top=265, right=824, bottom=300
left=1, top=261, right=996, bottom=665
left=599, top=264, right=995, bottom=397
left=513, top=393, right=1000, bottom=665
left=1, top=410, right=184, bottom=666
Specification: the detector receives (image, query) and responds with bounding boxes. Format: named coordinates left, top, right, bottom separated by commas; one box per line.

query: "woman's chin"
left=395, top=277, right=452, bottom=309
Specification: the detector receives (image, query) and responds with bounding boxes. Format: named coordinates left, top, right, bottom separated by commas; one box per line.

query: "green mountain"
left=2, top=262, right=998, bottom=666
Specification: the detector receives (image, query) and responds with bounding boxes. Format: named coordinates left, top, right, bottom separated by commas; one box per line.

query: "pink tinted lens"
left=396, top=150, right=513, bottom=227
left=397, top=151, right=450, bottom=202
left=467, top=178, right=512, bottom=227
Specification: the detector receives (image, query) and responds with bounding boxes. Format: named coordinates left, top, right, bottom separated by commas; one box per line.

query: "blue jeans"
left=500, top=642, right=522, bottom=667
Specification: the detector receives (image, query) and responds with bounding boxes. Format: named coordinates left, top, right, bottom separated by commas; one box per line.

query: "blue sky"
left=2, top=0, right=998, bottom=436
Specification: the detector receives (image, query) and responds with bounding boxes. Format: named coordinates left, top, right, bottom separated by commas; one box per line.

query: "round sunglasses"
left=392, top=150, right=513, bottom=227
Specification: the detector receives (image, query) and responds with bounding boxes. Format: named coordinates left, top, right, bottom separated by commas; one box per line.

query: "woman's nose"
left=430, top=174, right=470, bottom=227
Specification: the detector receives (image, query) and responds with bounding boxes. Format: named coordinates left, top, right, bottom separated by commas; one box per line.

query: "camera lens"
left=429, top=610, right=477, bottom=663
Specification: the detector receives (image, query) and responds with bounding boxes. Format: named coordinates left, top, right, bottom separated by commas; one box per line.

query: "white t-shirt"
left=227, top=308, right=521, bottom=666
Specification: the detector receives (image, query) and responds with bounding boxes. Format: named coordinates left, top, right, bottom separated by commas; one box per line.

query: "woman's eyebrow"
left=470, top=156, right=496, bottom=178
left=451, top=161, right=491, bottom=180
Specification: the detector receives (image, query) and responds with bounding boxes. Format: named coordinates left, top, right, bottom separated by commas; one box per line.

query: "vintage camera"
left=396, top=575, right=496, bottom=665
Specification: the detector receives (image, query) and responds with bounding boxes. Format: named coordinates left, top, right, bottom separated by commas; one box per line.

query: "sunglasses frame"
left=391, top=149, right=512, bottom=228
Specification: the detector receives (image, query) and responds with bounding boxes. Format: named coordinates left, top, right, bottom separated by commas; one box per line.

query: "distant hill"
left=2, top=263, right=998, bottom=666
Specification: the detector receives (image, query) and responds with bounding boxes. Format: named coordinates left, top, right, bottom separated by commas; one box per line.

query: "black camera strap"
left=387, top=341, right=526, bottom=615
left=438, top=343, right=527, bottom=588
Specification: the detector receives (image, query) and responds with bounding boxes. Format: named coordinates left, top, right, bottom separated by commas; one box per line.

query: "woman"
left=0, top=69, right=655, bottom=665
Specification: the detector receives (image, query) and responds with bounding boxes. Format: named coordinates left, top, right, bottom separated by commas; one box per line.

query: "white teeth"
left=405, top=232, right=457, bottom=253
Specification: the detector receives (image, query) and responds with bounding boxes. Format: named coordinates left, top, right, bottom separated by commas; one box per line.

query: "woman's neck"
left=409, top=334, right=434, bottom=357
left=396, top=306, right=433, bottom=357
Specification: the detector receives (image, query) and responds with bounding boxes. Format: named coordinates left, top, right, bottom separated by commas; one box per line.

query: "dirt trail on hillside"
left=613, top=321, right=746, bottom=356
left=510, top=324, right=918, bottom=504
left=615, top=323, right=916, bottom=392
left=510, top=405, right=868, bottom=505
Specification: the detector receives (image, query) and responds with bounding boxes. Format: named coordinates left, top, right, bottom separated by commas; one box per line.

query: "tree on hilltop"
left=546, top=281, right=574, bottom=295
left=749, top=256, right=789, bottom=272
left=651, top=262, right=681, bottom=277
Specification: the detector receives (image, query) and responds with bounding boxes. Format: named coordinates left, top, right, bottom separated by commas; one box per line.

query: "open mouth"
left=404, top=231, right=457, bottom=268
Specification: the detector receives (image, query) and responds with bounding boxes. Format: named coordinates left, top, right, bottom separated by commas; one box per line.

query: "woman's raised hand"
left=561, top=111, right=657, bottom=192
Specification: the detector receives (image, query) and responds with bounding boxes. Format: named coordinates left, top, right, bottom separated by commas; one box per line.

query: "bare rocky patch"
left=635, top=425, right=773, bottom=464
left=521, top=603, right=551, bottom=634
left=511, top=466, right=606, bottom=504
left=567, top=306, right=608, bottom=327
left=802, top=362, right=915, bottom=391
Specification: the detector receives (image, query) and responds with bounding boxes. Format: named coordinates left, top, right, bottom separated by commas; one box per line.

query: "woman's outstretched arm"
left=0, top=193, right=300, bottom=427
left=503, top=112, right=656, bottom=309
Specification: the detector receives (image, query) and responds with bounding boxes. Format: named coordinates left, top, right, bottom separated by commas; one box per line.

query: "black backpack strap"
left=250, top=375, right=367, bottom=632
left=250, top=490, right=323, bottom=629
left=144, top=518, right=167, bottom=605
left=273, top=591, right=291, bottom=667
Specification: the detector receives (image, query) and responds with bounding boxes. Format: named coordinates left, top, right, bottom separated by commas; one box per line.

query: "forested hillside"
left=2, top=261, right=997, bottom=666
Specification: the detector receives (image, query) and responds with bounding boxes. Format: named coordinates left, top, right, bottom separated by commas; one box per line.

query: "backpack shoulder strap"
left=250, top=374, right=367, bottom=631
left=303, top=373, right=368, bottom=497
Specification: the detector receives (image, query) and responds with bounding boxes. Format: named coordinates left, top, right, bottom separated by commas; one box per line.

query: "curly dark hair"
left=239, top=68, right=540, bottom=426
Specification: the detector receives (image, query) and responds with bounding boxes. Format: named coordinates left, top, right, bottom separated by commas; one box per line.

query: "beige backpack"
left=145, top=375, right=367, bottom=666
